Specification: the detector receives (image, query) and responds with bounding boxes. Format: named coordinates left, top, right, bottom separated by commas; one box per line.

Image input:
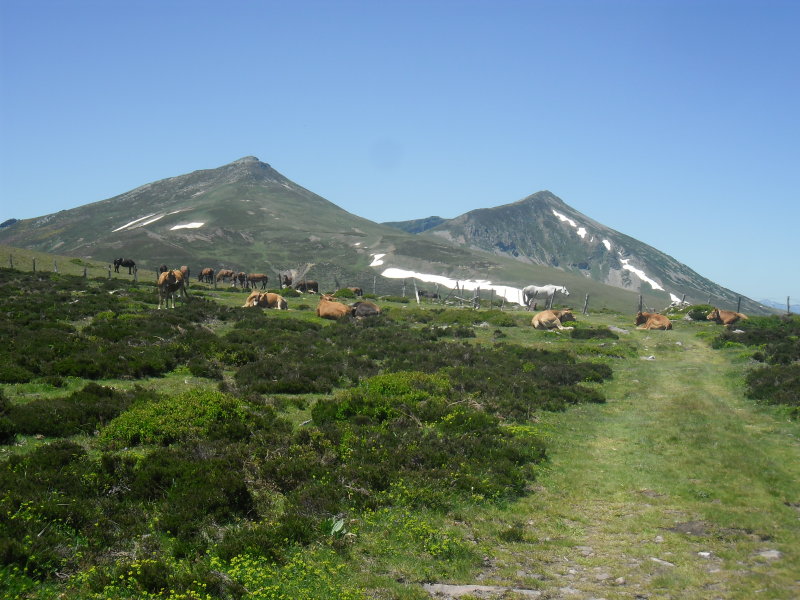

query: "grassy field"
left=0, top=267, right=797, bottom=600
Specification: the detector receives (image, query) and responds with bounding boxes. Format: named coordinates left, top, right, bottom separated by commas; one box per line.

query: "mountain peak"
left=233, top=156, right=263, bottom=165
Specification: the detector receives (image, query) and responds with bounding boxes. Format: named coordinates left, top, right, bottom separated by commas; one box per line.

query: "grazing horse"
left=157, top=269, right=189, bottom=309
left=247, top=273, right=269, bottom=290
left=635, top=311, right=673, bottom=330
left=295, top=280, right=319, bottom=294
left=316, top=294, right=350, bottom=319
left=707, top=307, right=748, bottom=328
left=522, top=284, right=569, bottom=309
left=531, top=309, right=576, bottom=330
left=158, top=264, right=169, bottom=274
left=216, top=269, right=236, bottom=284
left=113, top=258, right=136, bottom=274
left=234, top=272, right=247, bottom=288
left=198, top=267, right=214, bottom=283
left=179, top=266, right=190, bottom=287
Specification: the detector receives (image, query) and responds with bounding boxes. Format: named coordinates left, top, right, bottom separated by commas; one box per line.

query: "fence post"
left=788, top=296, right=792, bottom=316
left=53, top=259, right=58, bottom=273
left=373, top=276, right=376, bottom=296
left=32, top=258, right=36, bottom=272
left=583, top=293, right=589, bottom=315
left=133, top=266, right=138, bottom=283
left=9, top=254, right=13, bottom=269
left=108, top=266, right=112, bottom=279
left=402, top=279, right=406, bottom=298
left=737, top=296, right=741, bottom=313
left=83, top=266, right=88, bottom=278
left=638, top=294, right=643, bottom=313
left=413, top=279, right=419, bottom=304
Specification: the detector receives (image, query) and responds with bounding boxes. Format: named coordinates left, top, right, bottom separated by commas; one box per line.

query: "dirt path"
left=424, top=326, right=800, bottom=599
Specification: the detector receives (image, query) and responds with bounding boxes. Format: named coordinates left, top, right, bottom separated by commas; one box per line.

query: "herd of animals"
left=114, top=257, right=749, bottom=329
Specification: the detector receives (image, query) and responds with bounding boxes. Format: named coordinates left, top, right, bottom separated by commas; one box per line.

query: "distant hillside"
left=382, top=215, right=445, bottom=234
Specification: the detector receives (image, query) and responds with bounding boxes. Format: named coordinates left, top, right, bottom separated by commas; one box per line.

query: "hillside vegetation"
left=0, top=266, right=798, bottom=599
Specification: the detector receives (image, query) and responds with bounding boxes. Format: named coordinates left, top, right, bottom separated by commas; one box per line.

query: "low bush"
left=745, top=364, right=800, bottom=417
left=570, top=327, right=620, bottom=340
left=685, top=304, right=715, bottom=321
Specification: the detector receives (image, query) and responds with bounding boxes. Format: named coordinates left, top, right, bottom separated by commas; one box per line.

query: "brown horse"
left=157, top=270, right=189, bottom=309
left=198, top=267, right=214, bottom=283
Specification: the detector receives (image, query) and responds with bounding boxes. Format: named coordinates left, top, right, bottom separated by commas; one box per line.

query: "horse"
left=216, top=269, right=236, bottom=284
left=157, top=269, right=189, bottom=309
left=198, top=267, right=214, bottom=283
left=295, top=280, right=319, bottom=294
left=179, top=266, right=190, bottom=287
left=113, top=258, right=136, bottom=274
left=247, top=273, right=269, bottom=290
left=522, top=284, right=569, bottom=309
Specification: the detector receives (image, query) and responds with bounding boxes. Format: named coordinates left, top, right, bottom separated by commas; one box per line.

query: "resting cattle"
left=157, top=269, right=189, bottom=309
left=635, top=311, right=673, bottom=330
left=198, top=267, right=214, bottom=283
left=247, top=273, right=269, bottom=290
left=707, top=307, right=748, bottom=327
left=351, top=300, right=380, bottom=318
left=316, top=294, right=350, bottom=320
left=243, top=291, right=288, bottom=309
left=113, top=258, right=136, bottom=274
left=531, top=309, right=576, bottom=330
left=216, top=269, right=236, bottom=284
left=295, top=280, right=319, bottom=294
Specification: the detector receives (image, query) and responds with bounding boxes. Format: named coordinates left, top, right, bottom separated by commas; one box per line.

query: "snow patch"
left=138, top=214, right=166, bottom=227
left=619, top=258, right=664, bottom=291
left=602, top=239, right=612, bottom=251
left=370, top=253, right=386, bottom=266
left=576, top=227, right=587, bottom=239
left=112, top=213, right=157, bottom=232
left=380, top=267, right=527, bottom=305
left=170, top=222, right=205, bottom=230
left=552, top=209, right=577, bottom=228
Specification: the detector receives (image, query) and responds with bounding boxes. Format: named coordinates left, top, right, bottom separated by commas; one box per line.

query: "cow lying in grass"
left=635, top=311, right=673, bottom=330
left=707, top=307, right=748, bottom=328
left=351, top=300, right=380, bottom=318
left=242, top=291, right=288, bottom=310
left=157, top=269, right=188, bottom=309
left=316, top=294, right=350, bottom=320
left=531, top=309, right=575, bottom=330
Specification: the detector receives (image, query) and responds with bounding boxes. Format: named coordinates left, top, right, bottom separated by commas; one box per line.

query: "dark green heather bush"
left=745, top=364, right=800, bottom=417
left=713, top=315, right=800, bottom=364
left=6, top=383, right=157, bottom=438
left=570, top=327, right=620, bottom=340
left=685, top=304, right=715, bottom=321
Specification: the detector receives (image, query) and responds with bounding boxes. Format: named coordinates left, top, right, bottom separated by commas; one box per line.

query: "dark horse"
left=113, top=258, right=136, bottom=274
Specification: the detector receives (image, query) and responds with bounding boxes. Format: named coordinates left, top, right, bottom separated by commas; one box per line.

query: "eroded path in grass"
left=425, top=325, right=800, bottom=599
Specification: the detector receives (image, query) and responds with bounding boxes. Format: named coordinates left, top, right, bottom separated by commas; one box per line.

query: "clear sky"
left=1, top=0, right=798, bottom=303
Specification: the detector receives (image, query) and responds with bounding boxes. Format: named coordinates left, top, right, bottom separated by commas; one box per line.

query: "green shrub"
left=686, top=304, right=715, bottom=321
left=99, top=388, right=253, bottom=448
left=745, top=364, right=800, bottom=417
left=570, top=327, right=620, bottom=340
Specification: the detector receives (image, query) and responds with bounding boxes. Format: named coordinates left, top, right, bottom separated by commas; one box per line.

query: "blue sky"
left=1, top=0, right=798, bottom=303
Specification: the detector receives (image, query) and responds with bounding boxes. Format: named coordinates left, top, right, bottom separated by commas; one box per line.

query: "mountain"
left=383, top=191, right=766, bottom=314
left=759, top=299, right=798, bottom=314
left=0, top=157, right=766, bottom=313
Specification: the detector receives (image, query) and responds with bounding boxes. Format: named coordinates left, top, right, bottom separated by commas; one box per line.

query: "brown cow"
left=351, top=300, right=380, bottom=318
left=157, top=269, right=188, bottom=309
left=216, top=269, right=236, bottom=284
left=295, top=280, right=319, bottom=293
left=531, top=309, right=576, bottom=330
left=242, top=291, right=288, bottom=309
left=316, top=294, right=350, bottom=320
left=635, top=311, right=673, bottom=330
left=247, top=273, right=269, bottom=290
left=198, top=267, right=214, bottom=283
left=707, top=307, right=748, bottom=327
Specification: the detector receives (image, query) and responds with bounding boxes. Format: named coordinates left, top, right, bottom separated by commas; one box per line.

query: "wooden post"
left=737, top=296, right=741, bottom=313
left=707, top=294, right=712, bottom=305
left=583, top=293, right=589, bottom=315
left=413, top=279, right=420, bottom=304
left=402, top=279, right=406, bottom=298
left=8, top=254, right=12, bottom=269
left=473, top=287, right=480, bottom=310
left=490, top=289, right=495, bottom=308
left=373, top=276, right=376, bottom=296
left=788, top=296, right=791, bottom=316
left=133, top=266, right=138, bottom=283
left=681, top=293, right=686, bottom=304
left=53, top=259, right=57, bottom=273
left=435, top=283, right=440, bottom=302
left=108, top=266, right=112, bottom=279
left=83, top=266, right=88, bottom=278
left=638, top=294, right=643, bottom=313
left=32, top=258, right=36, bottom=272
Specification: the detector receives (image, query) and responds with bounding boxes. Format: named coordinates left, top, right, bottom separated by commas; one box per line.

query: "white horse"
left=522, top=284, right=569, bottom=308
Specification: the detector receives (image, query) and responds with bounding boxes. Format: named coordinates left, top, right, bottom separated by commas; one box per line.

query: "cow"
left=635, top=311, right=673, bottom=330
left=351, top=300, right=380, bottom=318
left=295, top=280, right=319, bottom=294
left=242, top=291, right=288, bottom=309
left=247, top=273, right=269, bottom=290
left=113, top=258, right=136, bottom=274
left=707, top=307, right=748, bottom=328
left=531, top=309, right=576, bottom=330
left=216, top=269, right=236, bottom=284
left=157, top=269, right=188, bottom=309
left=316, top=294, right=351, bottom=320
left=198, top=267, right=214, bottom=283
